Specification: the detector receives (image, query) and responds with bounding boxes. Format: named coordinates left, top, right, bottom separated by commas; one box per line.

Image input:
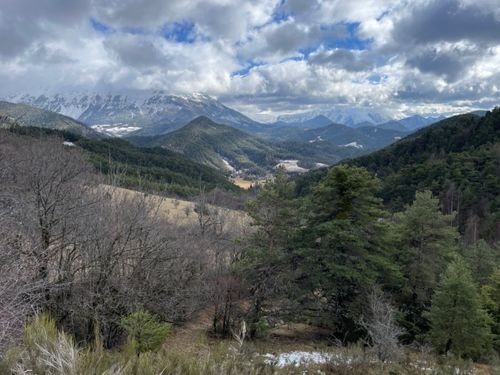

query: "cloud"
left=391, top=0, right=500, bottom=46
left=308, top=48, right=375, bottom=72
left=0, top=0, right=499, bottom=121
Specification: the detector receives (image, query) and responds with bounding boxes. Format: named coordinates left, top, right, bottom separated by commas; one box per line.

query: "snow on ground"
left=263, top=351, right=353, bottom=368
left=62, top=141, right=75, bottom=147
left=341, top=141, right=364, bottom=149
left=222, top=158, right=236, bottom=172
left=315, top=163, right=328, bottom=168
left=308, top=136, right=324, bottom=143
left=275, top=160, right=308, bottom=174
left=91, top=124, right=141, bottom=137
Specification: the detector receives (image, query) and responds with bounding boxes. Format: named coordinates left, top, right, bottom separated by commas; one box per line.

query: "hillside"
left=353, top=109, right=500, bottom=240
left=0, top=101, right=99, bottom=138
left=132, top=116, right=280, bottom=176
left=130, top=117, right=366, bottom=177
left=4, top=126, right=238, bottom=197
left=259, top=120, right=406, bottom=150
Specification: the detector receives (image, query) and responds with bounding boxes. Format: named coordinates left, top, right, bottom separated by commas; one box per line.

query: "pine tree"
left=427, top=257, right=492, bottom=359
left=395, top=190, right=458, bottom=338
left=238, top=167, right=299, bottom=337
left=481, top=267, right=500, bottom=352
left=296, top=165, right=402, bottom=339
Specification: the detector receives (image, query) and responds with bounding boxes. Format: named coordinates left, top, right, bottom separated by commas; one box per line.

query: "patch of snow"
left=91, top=124, right=141, bottom=137
left=394, top=136, right=402, bottom=140
left=222, top=158, right=235, bottom=172
left=308, top=135, right=324, bottom=143
left=275, top=160, right=309, bottom=174
left=315, top=163, right=328, bottom=168
left=63, top=141, right=75, bottom=147
left=341, top=142, right=364, bottom=149
left=263, top=351, right=354, bottom=368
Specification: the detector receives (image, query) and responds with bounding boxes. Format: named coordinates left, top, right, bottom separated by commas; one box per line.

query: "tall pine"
left=427, top=257, right=492, bottom=359
left=296, top=165, right=402, bottom=339
left=395, top=190, right=458, bottom=338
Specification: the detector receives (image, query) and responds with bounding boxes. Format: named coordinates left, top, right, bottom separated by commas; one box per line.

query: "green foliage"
left=294, top=165, right=403, bottom=338
left=461, top=240, right=500, bottom=285
left=353, top=109, right=500, bottom=241
left=482, top=268, right=500, bottom=351
left=238, top=168, right=299, bottom=336
left=394, top=190, right=458, bottom=338
left=119, top=310, right=172, bottom=353
left=427, top=257, right=493, bottom=359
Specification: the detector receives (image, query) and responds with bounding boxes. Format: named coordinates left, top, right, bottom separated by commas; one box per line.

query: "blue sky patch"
left=161, top=21, right=196, bottom=43
left=232, top=61, right=264, bottom=77
left=367, top=73, right=387, bottom=84
left=322, top=22, right=371, bottom=50
left=90, top=18, right=114, bottom=34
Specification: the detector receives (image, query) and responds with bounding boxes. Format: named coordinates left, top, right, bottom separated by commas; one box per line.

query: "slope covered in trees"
left=129, top=116, right=360, bottom=176
left=4, top=126, right=238, bottom=197
left=353, top=109, right=500, bottom=240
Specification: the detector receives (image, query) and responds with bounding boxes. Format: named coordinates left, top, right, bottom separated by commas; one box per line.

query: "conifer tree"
left=481, top=267, right=500, bottom=352
left=395, top=190, right=458, bottom=337
left=427, top=257, right=492, bottom=359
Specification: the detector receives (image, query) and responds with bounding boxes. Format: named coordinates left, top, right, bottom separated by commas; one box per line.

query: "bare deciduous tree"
left=361, top=288, right=404, bottom=362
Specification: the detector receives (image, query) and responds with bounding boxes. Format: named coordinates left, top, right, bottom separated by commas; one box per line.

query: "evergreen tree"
left=238, top=167, right=299, bottom=337
left=296, top=165, right=402, bottom=339
left=395, top=190, right=458, bottom=338
left=427, top=257, right=492, bottom=359
left=481, top=267, right=500, bottom=352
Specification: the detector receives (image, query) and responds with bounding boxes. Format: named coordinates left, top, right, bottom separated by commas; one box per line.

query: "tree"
left=481, top=267, right=500, bottom=352
left=427, top=257, right=492, bottom=359
left=395, top=190, right=458, bottom=338
left=361, top=287, right=404, bottom=362
left=296, top=165, right=402, bottom=340
left=238, top=167, right=298, bottom=337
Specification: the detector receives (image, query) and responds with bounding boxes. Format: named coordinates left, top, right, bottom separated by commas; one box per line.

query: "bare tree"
left=361, top=288, right=404, bottom=362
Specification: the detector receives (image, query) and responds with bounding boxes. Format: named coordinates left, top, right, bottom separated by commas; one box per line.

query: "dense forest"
left=0, top=110, right=499, bottom=374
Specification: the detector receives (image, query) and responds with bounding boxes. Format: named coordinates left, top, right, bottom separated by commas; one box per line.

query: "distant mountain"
left=5, top=91, right=264, bottom=136
left=271, top=115, right=333, bottom=129
left=0, top=101, right=99, bottom=138
left=277, top=107, right=393, bottom=127
left=258, top=120, right=406, bottom=150
left=376, top=115, right=445, bottom=132
left=133, top=116, right=279, bottom=176
left=129, top=117, right=364, bottom=177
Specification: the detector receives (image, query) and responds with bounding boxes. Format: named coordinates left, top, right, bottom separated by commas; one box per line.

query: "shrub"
left=119, top=310, right=172, bottom=353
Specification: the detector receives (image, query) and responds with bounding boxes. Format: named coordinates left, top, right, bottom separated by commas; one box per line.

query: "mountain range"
left=129, top=117, right=363, bottom=177
left=5, top=91, right=446, bottom=137
left=5, top=91, right=263, bottom=136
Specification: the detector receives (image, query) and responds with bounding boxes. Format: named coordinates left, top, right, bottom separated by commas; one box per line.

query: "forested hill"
left=3, top=126, right=239, bottom=197
left=352, top=108, right=500, bottom=240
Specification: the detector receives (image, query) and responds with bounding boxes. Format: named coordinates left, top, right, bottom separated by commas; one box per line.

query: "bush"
left=119, top=310, right=172, bottom=353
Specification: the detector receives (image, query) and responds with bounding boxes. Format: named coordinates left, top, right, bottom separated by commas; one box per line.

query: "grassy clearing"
left=103, top=185, right=249, bottom=229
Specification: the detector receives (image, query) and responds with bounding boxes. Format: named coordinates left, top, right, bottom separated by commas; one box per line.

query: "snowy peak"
left=278, top=107, right=393, bottom=127
left=4, top=90, right=262, bottom=136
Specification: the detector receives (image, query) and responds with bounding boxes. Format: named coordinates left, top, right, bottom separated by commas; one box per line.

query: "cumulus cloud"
left=0, top=0, right=499, bottom=120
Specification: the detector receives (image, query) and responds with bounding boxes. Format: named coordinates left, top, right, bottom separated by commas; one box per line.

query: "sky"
left=0, top=0, right=499, bottom=121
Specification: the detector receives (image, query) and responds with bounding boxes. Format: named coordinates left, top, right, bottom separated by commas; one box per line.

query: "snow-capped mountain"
left=277, top=107, right=394, bottom=127
left=5, top=91, right=262, bottom=136
left=377, top=115, right=445, bottom=132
